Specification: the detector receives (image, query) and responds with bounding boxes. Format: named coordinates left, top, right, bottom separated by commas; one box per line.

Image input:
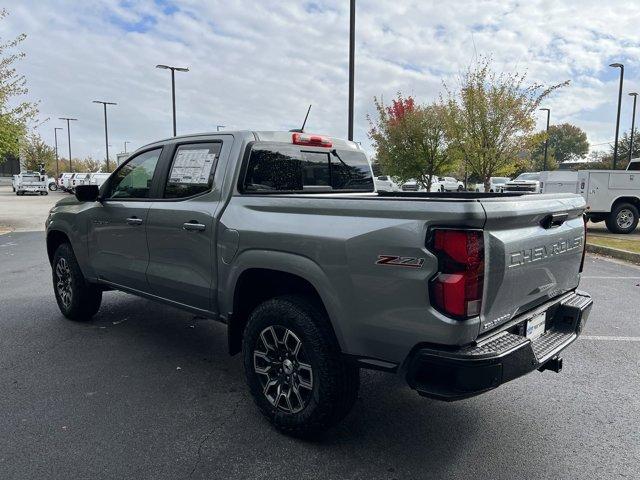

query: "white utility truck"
left=534, top=159, right=640, bottom=233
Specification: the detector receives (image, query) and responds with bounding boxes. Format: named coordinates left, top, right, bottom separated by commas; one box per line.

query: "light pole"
left=124, top=141, right=130, bottom=153
left=540, top=108, right=551, bottom=170
left=348, top=0, right=356, bottom=141
left=629, top=92, right=638, bottom=162
left=93, top=100, right=117, bottom=171
left=54, top=127, right=63, bottom=179
left=216, top=125, right=225, bottom=132
left=58, top=117, right=78, bottom=172
left=610, top=63, right=624, bottom=169
left=156, top=64, right=189, bottom=136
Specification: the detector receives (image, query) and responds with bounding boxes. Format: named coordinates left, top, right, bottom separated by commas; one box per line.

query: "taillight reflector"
left=428, top=229, right=484, bottom=319
left=292, top=132, right=333, bottom=148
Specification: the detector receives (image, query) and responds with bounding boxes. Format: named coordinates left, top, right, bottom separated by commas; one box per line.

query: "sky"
left=4, top=0, right=640, bottom=161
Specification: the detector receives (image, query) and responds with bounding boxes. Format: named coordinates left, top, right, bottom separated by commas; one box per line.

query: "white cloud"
left=3, top=0, right=640, bottom=160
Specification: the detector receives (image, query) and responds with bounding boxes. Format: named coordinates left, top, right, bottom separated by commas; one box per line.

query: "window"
left=329, top=150, right=374, bottom=191
left=628, top=161, right=640, bottom=171
left=107, top=148, right=162, bottom=199
left=164, top=143, right=221, bottom=198
left=243, top=144, right=373, bottom=193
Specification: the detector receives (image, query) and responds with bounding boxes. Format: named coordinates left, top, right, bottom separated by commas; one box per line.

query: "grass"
left=587, top=235, right=640, bottom=254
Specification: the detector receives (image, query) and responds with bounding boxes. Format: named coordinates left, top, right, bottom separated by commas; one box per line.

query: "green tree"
left=0, top=9, right=38, bottom=163
left=21, top=132, right=55, bottom=172
left=444, top=56, right=568, bottom=191
left=368, top=94, right=455, bottom=190
left=531, top=123, right=589, bottom=170
left=612, top=128, right=640, bottom=168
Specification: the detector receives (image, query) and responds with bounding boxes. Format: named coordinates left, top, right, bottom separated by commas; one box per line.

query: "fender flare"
left=220, top=249, right=347, bottom=350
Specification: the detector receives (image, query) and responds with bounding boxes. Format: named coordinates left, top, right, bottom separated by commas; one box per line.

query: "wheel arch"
left=610, top=196, right=640, bottom=213
left=46, top=229, right=72, bottom=265
left=223, top=251, right=345, bottom=356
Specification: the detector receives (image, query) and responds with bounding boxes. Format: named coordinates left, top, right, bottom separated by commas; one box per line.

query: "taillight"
left=428, top=229, right=484, bottom=319
left=579, top=214, right=587, bottom=273
left=292, top=132, right=333, bottom=148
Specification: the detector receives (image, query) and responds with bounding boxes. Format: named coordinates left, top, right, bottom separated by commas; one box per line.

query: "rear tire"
left=242, top=295, right=359, bottom=437
left=49, top=183, right=58, bottom=191
left=605, top=203, right=639, bottom=234
left=52, top=243, right=102, bottom=321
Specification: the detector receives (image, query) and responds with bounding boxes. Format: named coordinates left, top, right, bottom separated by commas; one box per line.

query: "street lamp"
left=348, top=0, right=356, bottom=141
left=53, top=127, right=63, bottom=179
left=629, top=92, right=638, bottom=162
left=156, top=64, right=189, bottom=136
left=610, top=63, right=624, bottom=169
left=58, top=117, right=78, bottom=172
left=540, top=108, right=551, bottom=170
left=93, top=100, right=117, bottom=171
left=216, top=125, right=226, bottom=132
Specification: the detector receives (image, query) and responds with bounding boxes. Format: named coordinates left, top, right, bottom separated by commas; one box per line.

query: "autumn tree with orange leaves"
left=368, top=94, right=455, bottom=191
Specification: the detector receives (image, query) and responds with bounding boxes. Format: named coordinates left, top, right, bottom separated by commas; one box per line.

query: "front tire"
left=242, top=295, right=359, bottom=437
left=52, top=243, right=102, bottom=321
left=605, top=203, right=639, bottom=234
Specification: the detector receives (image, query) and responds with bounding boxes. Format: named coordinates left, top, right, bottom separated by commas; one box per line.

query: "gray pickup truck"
left=45, top=131, right=592, bottom=436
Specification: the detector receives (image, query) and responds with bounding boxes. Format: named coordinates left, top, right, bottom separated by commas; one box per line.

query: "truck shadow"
left=86, top=293, right=553, bottom=478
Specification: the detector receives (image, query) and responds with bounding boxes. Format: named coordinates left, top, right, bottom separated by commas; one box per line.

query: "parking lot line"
left=580, top=335, right=640, bottom=342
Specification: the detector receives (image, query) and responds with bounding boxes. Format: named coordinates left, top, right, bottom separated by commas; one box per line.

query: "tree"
left=530, top=123, right=589, bottom=170
left=444, top=56, right=568, bottom=191
left=368, top=94, right=455, bottom=190
left=0, top=9, right=39, bottom=163
left=612, top=128, right=640, bottom=167
left=21, top=132, right=54, bottom=172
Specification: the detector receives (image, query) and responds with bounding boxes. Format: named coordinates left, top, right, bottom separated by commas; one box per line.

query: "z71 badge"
left=376, top=255, right=424, bottom=268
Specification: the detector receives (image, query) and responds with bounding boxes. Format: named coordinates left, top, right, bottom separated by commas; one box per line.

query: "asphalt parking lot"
left=1, top=189, right=639, bottom=479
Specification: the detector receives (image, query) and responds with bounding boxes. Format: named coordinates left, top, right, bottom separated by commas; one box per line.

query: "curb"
left=586, top=243, right=640, bottom=265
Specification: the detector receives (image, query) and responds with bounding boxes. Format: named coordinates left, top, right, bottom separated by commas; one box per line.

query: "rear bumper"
left=405, top=290, right=592, bottom=401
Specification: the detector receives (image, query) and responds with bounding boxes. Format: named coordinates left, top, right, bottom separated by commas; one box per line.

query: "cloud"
left=3, top=0, right=640, bottom=160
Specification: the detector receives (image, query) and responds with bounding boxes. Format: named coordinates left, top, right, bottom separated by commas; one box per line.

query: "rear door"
left=88, top=147, right=163, bottom=289
left=479, top=194, right=586, bottom=333
left=145, top=138, right=229, bottom=311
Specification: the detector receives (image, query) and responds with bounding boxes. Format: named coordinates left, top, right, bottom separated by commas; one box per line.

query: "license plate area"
left=526, top=312, right=547, bottom=340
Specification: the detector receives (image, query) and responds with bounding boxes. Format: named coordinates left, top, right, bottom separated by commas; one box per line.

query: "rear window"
left=628, top=161, right=640, bottom=171
left=242, top=144, right=373, bottom=193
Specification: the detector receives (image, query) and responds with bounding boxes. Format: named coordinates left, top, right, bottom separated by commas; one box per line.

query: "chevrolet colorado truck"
left=45, top=131, right=592, bottom=436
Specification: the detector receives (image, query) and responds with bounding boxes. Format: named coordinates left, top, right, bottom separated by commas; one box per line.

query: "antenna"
left=290, top=104, right=312, bottom=133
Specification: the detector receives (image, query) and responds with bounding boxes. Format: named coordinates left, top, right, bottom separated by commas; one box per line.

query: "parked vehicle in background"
left=400, top=178, right=425, bottom=192
left=46, top=130, right=592, bottom=436
left=14, top=171, right=48, bottom=196
left=90, top=172, right=111, bottom=188
left=539, top=171, right=578, bottom=194
left=72, top=173, right=92, bottom=191
left=531, top=160, right=639, bottom=233
left=59, top=173, right=76, bottom=192
left=475, top=177, right=510, bottom=193
left=11, top=174, right=19, bottom=192
left=439, top=176, right=465, bottom=192
left=374, top=175, right=398, bottom=192
left=503, top=172, right=541, bottom=194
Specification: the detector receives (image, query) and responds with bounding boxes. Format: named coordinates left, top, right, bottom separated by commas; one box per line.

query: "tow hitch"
left=539, top=356, right=563, bottom=373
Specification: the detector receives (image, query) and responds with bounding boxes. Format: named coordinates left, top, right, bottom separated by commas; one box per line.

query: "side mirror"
left=75, top=184, right=100, bottom=202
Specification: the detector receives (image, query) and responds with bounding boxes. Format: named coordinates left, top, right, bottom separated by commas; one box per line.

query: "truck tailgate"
left=479, top=194, right=586, bottom=334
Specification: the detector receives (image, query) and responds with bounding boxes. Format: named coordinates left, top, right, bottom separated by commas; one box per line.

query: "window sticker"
left=169, top=148, right=217, bottom=185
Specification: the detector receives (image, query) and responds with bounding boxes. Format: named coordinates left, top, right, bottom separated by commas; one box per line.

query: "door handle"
left=126, top=217, right=143, bottom=225
left=183, top=221, right=206, bottom=232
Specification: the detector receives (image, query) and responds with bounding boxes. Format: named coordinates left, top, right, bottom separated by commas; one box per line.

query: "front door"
left=146, top=140, right=224, bottom=311
left=88, top=148, right=163, bottom=290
